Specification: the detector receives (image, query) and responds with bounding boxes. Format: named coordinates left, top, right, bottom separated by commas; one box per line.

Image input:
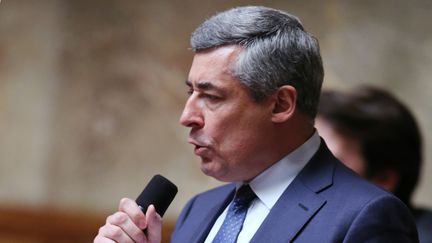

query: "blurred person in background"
left=316, top=86, right=432, bottom=243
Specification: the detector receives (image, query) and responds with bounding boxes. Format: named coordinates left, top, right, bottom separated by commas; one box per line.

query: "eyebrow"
left=185, top=80, right=225, bottom=93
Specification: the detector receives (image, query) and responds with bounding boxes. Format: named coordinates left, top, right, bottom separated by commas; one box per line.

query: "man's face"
left=315, top=117, right=366, bottom=176
left=180, top=45, right=275, bottom=182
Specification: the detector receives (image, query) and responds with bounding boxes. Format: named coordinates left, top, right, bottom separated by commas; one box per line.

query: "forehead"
left=187, top=46, right=241, bottom=87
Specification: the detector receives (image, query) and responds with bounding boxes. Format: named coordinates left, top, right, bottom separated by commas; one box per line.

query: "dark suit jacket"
left=172, top=142, right=418, bottom=243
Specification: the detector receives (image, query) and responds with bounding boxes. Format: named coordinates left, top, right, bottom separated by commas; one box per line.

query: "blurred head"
left=180, top=6, right=324, bottom=182
left=316, top=86, right=422, bottom=208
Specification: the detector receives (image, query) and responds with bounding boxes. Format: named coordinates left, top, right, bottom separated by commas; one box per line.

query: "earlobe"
left=271, top=85, right=297, bottom=123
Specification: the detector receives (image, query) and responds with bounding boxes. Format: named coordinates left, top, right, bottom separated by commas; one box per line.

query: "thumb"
left=145, top=205, right=162, bottom=243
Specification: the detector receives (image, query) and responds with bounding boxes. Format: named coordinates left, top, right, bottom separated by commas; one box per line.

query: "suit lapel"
left=250, top=180, right=326, bottom=242
left=188, top=187, right=236, bottom=243
left=251, top=141, right=335, bottom=242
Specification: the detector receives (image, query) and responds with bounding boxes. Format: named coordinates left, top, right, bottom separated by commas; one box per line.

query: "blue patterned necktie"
left=212, top=184, right=257, bottom=243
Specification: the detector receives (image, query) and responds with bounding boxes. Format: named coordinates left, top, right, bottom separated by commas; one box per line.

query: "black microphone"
left=135, top=174, right=178, bottom=217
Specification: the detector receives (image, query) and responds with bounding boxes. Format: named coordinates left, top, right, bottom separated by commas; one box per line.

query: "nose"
left=179, top=95, right=204, bottom=128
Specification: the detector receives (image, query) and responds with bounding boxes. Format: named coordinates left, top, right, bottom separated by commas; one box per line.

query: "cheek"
left=343, top=153, right=366, bottom=176
left=216, top=117, right=270, bottom=160
left=204, top=102, right=271, bottom=157
left=332, top=142, right=366, bottom=176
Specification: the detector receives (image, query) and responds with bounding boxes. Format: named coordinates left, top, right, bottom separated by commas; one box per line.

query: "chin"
left=200, top=165, right=229, bottom=182
left=200, top=166, right=217, bottom=178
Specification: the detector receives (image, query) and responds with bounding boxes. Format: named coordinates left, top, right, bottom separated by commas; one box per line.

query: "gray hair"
left=191, top=6, right=324, bottom=119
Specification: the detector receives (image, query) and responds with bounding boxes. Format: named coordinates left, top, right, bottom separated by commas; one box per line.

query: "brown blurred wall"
left=1, top=0, right=432, bottom=241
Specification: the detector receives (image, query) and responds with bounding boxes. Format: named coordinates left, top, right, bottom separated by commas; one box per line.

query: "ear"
left=271, top=85, right=297, bottom=123
left=372, top=169, right=399, bottom=193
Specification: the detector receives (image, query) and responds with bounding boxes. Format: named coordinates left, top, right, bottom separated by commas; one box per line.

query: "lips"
left=188, top=137, right=207, bottom=147
left=194, top=146, right=208, bottom=156
left=189, top=138, right=211, bottom=157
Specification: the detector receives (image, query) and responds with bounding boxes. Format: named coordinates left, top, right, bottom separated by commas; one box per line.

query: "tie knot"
left=233, top=184, right=256, bottom=209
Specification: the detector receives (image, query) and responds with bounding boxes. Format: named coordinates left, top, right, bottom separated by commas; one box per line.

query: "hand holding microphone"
left=94, top=175, right=177, bottom=243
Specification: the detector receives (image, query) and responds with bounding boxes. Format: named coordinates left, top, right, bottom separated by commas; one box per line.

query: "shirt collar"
left=243, top=131, right=321, bottom=209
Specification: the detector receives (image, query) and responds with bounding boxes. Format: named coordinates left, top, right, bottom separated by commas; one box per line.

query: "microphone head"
left=136, top=174, right=178, bottom=217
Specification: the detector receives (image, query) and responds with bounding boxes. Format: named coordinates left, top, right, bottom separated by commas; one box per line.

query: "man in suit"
left=94, top=6, right=418, bottom=243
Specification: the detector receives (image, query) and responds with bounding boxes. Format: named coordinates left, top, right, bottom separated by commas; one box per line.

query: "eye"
left=203, top=94, right=220, bottom=100
left=187, top=88, right=193, bottom=95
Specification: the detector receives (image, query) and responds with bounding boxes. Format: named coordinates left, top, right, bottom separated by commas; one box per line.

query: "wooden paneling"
left=0, top=207, right=175, bottom=243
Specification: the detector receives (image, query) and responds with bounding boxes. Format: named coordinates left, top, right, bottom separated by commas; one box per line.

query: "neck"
left=242, top=113, right=315, bottom=182
left=275, top=112, right=315, bottom=154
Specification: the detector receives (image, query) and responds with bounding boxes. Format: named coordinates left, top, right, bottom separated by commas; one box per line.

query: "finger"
left=118, top=198, right=148, bottom=229
left=145, top=205, right=162, bottom=243
left=98, top=223, right=134, bottom=243
left=94, top=234, right=116, bottom=243
left=107, top=212, right=146, bottom=242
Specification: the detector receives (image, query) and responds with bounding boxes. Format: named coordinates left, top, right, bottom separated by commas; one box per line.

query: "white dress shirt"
left=204, top=132, right=321, bottom=243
